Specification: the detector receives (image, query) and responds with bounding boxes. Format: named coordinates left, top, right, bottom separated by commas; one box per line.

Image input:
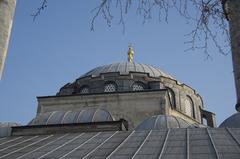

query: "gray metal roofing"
left=81, top=62, right=174, bottom=79
left=0, top=128, right=240, bottom=159
left=219, top=112, right=240, bottom=128
left=29, top=109, right=114, bottom=126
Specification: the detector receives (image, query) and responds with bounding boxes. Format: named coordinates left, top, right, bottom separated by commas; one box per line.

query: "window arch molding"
left=131, top=81, right=146, bottom=91
left=166, top=87, right=176, bottom=108
left=104, top=81, right=118, bottom=92
left=185, top=95, right=195, bottom=119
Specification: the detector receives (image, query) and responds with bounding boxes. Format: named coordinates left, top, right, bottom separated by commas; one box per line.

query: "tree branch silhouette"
left=32, top=0, right=230, bottom=58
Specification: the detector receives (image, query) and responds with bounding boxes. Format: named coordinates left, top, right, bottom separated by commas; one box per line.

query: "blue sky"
left=0, top=0, right=236, bottom=125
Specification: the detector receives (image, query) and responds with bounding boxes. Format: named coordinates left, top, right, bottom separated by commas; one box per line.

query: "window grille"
left=79, top=87, right=89, bottom=94
left=104, top=83, right=117, bottom=92
left=132, top=83, right=144, bottom=91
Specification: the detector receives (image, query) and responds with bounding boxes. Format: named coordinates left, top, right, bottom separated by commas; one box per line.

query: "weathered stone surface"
left=57, top=70, right=205, bottom=123
left=37, top=91, right=169, bottom=130
left=36, top=89, right=204, bottom=129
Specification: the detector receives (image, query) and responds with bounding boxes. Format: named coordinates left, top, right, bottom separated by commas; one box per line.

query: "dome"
left=135, top=115, right=197, bottom=130
left=0, top=122, right=19, bottom=127
left=81, top=62, right=174, bottom=79
left=57, top=62, right=178, bottom=96
left=219, top=112, right=240, bottom=128
left=28, top=108, right=114, bottom=126
left=0, top=122, right=20, bottom=137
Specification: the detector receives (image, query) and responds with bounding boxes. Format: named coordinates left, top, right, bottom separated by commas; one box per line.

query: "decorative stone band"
left=0, top=0, right=16, bottom=79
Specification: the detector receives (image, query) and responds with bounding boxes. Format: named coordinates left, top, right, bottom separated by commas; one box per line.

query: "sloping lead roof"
left=81, top=62, right=175, bottom=79
left=0, top=128, right=240, bottom=159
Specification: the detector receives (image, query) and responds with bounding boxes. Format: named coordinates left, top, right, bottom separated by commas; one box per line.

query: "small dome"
left=219, top=112, right=240, bottom=128
left=0, top=122, right=20, bottom=127
left=135, top=115, right=196, bottom=130
left=29, top=108, right=114, bottom=125
left=81, top=62, right=174, bottom=79
left=0, top=122, right=20, bottom=137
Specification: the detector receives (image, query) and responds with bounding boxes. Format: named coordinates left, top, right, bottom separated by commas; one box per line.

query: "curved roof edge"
left=135, top=115, right=203, bottom=131
left=29, top=108, right=114, bottom=126
left=80, top=62, right=175, bottom=79
left=219, top=112, right=240, bottom=128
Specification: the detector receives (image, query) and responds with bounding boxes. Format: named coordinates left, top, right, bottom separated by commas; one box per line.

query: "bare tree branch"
left=90, top=0, right=230, bottom=58
left=32, top=0, right=230, bottom=58
left=31, top=0, right=48, bottom=21
left=184, top=0, right=229, bottom=58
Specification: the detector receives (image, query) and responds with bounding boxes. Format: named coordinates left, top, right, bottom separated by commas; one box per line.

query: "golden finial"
left=127, top=44, right=134, bottom=63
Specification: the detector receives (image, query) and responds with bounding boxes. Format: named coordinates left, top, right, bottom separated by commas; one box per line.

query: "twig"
left=31, top=0, right=48, bottom=21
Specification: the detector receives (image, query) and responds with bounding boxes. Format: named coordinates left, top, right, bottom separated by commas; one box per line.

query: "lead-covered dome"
left=81, top=62, right=174, bottom=79
left=219, top=112, right=240, bottom=128
left=29, top=108, right=114, bottom=125
left=57, top=62, right=177, bottom=96
left=135, top=115, right=203, bottom=130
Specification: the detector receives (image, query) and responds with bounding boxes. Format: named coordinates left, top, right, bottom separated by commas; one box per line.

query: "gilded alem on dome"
left=127, top=44, right=134, bottom=63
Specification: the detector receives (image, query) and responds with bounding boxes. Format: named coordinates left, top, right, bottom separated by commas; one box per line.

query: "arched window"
left=185, top=96, right=195, bottom=118
left=104, top=82, right=117, bottom=92
left=79, top=86, right=89, bottom=94
left=131, top=82, right=145, bottom=91
left=202, top=118, right=208, bottom=125
left=167, top=88, right=176, bottom=108
left=199, top=106, right=202, bottom=122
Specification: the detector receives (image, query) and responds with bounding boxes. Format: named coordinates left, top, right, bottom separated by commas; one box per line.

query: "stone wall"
left=57, top=72, right=204, bottom=123
left=37, top=90, right=169, bottom=130
left=160, top=77, right=203, bottom=122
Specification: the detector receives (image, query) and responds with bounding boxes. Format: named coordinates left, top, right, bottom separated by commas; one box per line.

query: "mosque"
left=0, top=46, right=240, bottom=159
left=1, top=0, right=240, bottom=158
